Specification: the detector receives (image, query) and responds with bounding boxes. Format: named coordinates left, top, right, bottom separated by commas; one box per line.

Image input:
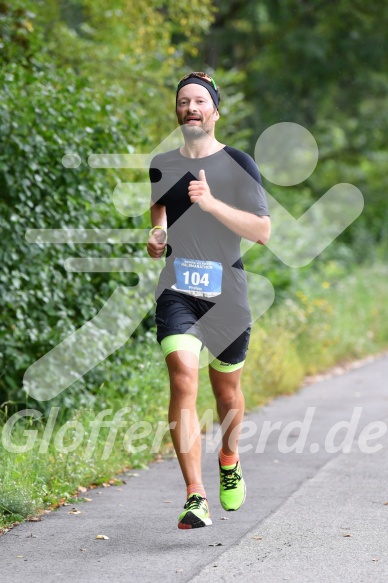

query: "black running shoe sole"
left=178, top=511, right=212, bottom=529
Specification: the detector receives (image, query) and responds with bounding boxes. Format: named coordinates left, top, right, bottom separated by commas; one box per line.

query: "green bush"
left=0, top=482, right=40, bottom=517
left=0, top=56, right=146, bottom=409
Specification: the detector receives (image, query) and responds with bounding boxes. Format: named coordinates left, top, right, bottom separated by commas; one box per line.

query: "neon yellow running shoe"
left=219, top=459, right=246, bottom=511
left=178, top=494, right=212, bottom=529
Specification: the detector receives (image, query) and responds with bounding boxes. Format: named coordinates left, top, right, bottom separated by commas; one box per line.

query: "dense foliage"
left=0, top=0, right=215, bottom=410
left=201, top=0, right=388, bottom=255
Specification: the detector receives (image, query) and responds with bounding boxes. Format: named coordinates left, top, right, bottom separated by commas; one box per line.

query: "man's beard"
left=180, top=123, right=211, bottom=140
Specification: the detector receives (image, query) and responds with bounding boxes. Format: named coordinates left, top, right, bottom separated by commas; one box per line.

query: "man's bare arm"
left=209, top=202, right=271, bottom=244
left=188, top=170, right=271, bottom=244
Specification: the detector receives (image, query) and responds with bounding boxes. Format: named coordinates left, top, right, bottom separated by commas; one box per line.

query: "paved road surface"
left=1, top=356, right=387, bottom=583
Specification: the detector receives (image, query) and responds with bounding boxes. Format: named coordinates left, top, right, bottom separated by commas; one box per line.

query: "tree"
left=201, top=0, right=388, bottom=254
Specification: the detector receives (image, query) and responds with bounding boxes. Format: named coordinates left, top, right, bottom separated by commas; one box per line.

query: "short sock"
left=220, top=448, right=239, bottom=468
left=187, top=483, right=206, bottom=499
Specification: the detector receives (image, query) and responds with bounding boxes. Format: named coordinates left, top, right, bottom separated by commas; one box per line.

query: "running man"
left=147, top=72, right=270, bottom=529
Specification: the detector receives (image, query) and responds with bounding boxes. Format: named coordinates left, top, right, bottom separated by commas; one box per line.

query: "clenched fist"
left=147, top=228, right=167, bottom=259
left=188, top=169, right=217, bottom=213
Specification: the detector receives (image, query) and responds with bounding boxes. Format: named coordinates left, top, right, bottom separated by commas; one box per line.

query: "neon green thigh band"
left=161, top=334, right=202, bottom=359
left=209, top=358, right=245, bottom=373
left=160, top=335, right=245, bottom=372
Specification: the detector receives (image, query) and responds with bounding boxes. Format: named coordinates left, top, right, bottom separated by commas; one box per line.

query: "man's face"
left=176, top=83, right=219, bottom=138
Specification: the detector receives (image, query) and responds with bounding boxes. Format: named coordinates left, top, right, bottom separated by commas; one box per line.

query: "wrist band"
left=149, top=226, right=167, bottom=241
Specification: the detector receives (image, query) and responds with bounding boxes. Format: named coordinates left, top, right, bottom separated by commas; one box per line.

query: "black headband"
left=176, top=78, right=219, bottom=108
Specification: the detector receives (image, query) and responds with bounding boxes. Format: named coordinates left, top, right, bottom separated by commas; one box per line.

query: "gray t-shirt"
left=150, top=146, right=269, bottom=323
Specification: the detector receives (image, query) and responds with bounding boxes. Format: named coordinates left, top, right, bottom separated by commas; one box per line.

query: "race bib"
left=172, top=258, right=223, bottom=298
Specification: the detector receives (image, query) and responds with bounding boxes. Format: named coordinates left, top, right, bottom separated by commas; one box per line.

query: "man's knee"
left=166, top=353, right=198, bottom=399
left=213, top=381, right=241, bottom=407
left=170, top=371, right=197, bottom=399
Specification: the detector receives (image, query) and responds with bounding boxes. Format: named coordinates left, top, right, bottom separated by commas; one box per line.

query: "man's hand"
left=188, top=169, right=217, bottom=213
left=147, top=228, right=167, bottom=259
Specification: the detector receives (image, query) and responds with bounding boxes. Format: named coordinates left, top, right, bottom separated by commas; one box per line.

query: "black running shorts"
left=155, top=289, right=251, bottom=364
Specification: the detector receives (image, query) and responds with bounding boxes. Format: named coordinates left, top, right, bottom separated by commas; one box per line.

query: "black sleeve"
left=226, top=147, right=270, bottom=217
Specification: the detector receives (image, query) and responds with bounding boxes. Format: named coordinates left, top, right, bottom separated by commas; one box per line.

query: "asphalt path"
left=1, top=355, right=387, bottom=583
